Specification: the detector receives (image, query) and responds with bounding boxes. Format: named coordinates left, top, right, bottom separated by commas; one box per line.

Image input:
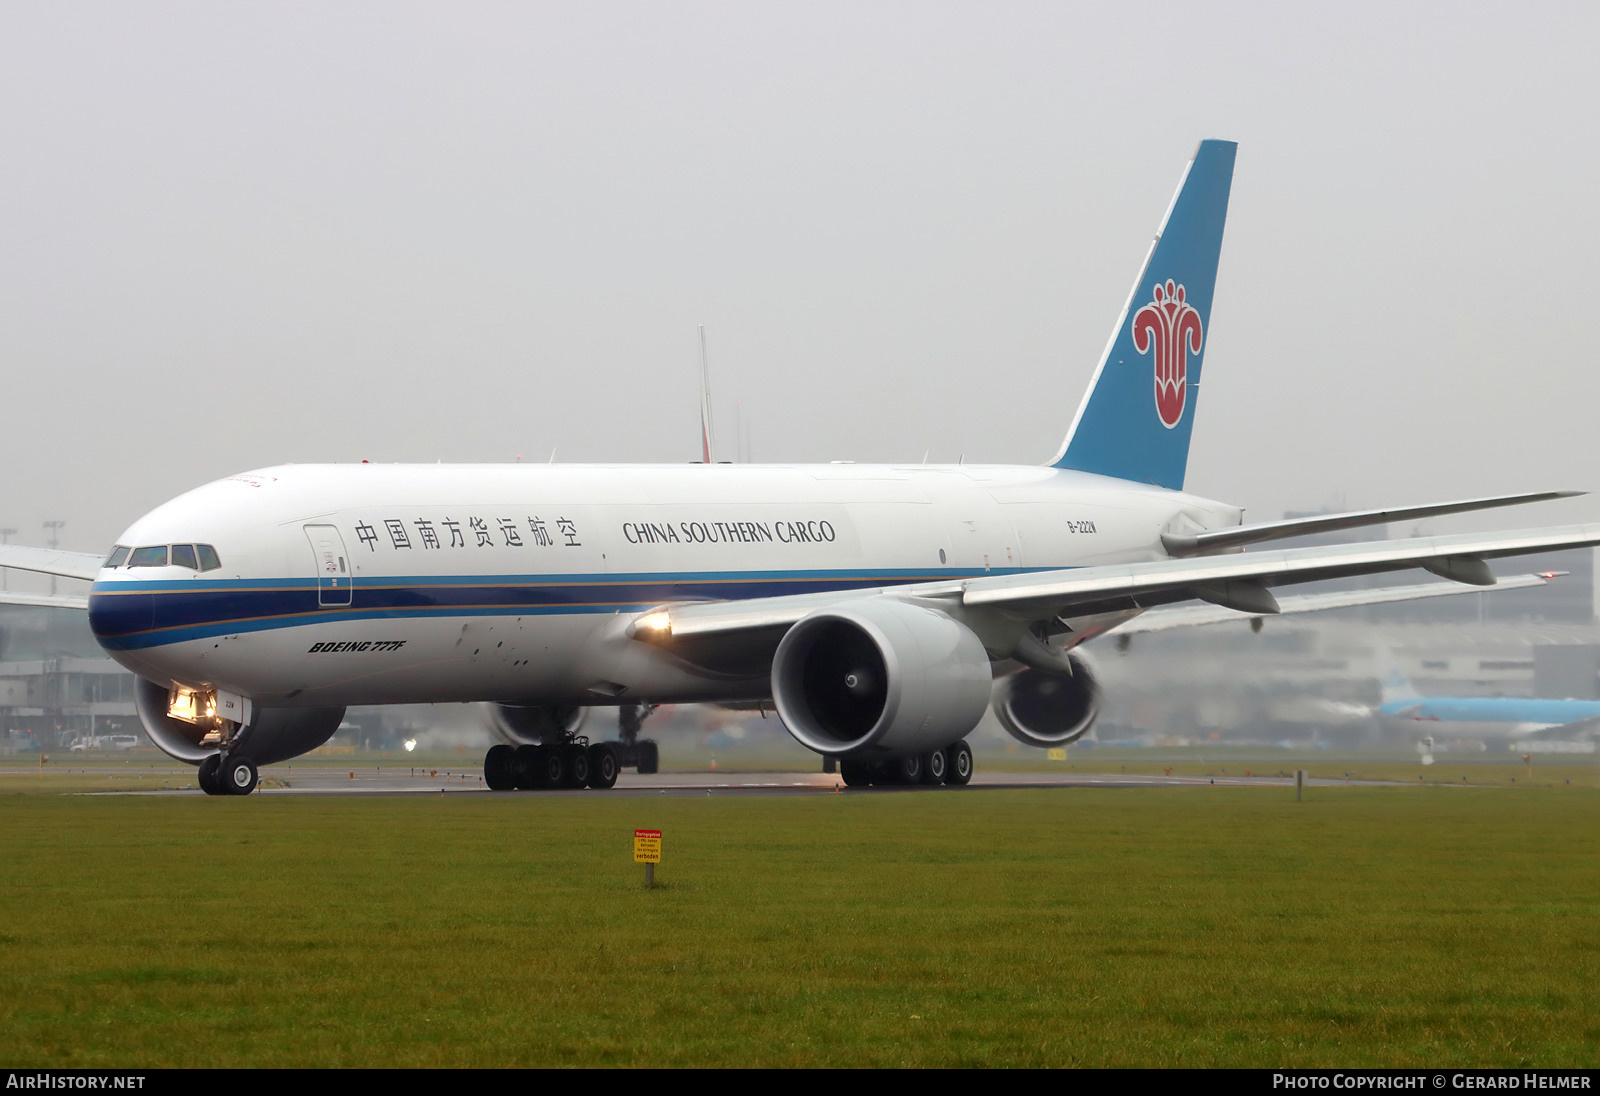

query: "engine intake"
left=993, top=658, right=1101, bottom=748
left=133, top=677, right=344, bottom=765
left=772, top=598, right=992, bottom=756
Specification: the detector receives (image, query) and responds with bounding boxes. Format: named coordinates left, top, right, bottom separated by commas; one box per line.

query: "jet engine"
left=133, top=677, right=344, bottom=765
left=992, top=657, right=1102, bottom=748
left=483, top=702, right=588, bottom=746
left=771, top=598, right=992, bottom=757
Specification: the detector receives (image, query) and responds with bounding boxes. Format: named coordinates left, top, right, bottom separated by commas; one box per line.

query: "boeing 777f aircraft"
left=4, top=139, right=1597, bottom=795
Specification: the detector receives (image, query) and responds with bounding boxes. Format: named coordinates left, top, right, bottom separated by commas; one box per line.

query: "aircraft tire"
left=944, top=740, right=973, bottom=786
left=538, top=745, right=567, bottom=788
left=587, top=744, right=619, bottom=789
left=887, top=753, right=922, bottom=785
left=511, top=745, right=539, bottom=790
left=197, top=754, right=224, bottom=796
left=921, top=748, right=947, bottom=785
left=565, top=745, right=591, bottom=788
left=635, top=739, right=659, bottom=775
left=483, top=744, right=515, bottom=791
left=223, top=756, right=258, bottom=796
left=839, top=759, right=874, bottom=787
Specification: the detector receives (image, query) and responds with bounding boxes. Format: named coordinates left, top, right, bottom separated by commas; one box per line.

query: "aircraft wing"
left=1512, top=718, right=1600, bottom=740
left=1114, top=572, right=1555, bottom=635
left=1160, top=490, right=1580, bottom=556
left=955, top=524, right=1600, bottom=615
left=0, top=590, right=91, bottom=610
left=0, top=545, right=105, bottom=583
left=635, top=523, right=1600, bottom=643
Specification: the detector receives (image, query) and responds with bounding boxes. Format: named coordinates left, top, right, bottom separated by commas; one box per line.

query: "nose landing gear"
left=224, top=756, right=258, bottom=794
left=196, top=752, right=259, bottom=795
left=197, top=754, right=222, bottom=795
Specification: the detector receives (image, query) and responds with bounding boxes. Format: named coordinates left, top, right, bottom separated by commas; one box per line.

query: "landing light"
left=637, top=611, right=671, bottom=633
left=168, top=685, right=205, bottom=725
left=404, top=739, right=417, bottom=752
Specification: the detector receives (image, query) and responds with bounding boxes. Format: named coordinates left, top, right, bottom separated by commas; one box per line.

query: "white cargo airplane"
left=4, top=138, right=1596, bottom=795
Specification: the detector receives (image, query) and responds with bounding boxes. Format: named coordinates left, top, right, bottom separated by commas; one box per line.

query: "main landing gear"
left=837, top=739, right=974, bottom=789
left=610, top=701, right=659, bottom=775
left=482, top=739, right=621, bottom=791
left=482, top=704, right=661, bottom=792
left=197, top=753, right=259, bottom=796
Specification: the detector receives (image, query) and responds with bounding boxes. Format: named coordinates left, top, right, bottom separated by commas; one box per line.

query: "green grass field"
left=1, top=779, right=1596, bottom=1067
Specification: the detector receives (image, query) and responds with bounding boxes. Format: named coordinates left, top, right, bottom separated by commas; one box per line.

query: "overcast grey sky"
left=3, top=1, right=1598, bottom=559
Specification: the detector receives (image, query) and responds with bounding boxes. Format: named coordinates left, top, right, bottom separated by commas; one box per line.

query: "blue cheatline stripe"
left=89, top=565, right=994, bottom=593
left=92, top=603, right=634, bottom=651
left=88, top=565, right=1046, bottom=651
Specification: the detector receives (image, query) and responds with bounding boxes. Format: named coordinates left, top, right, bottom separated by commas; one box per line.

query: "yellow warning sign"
left=1047, top=748, right=1067, bottom=761
left=634, top=829, right=662, bottom=863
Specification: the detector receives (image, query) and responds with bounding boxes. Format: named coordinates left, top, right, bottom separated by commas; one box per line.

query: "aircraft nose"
left=87, top=580, right=154, bottom=650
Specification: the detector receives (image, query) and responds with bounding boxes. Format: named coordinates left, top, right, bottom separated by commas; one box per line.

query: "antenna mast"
left=698, top=325, right=717, bottom=464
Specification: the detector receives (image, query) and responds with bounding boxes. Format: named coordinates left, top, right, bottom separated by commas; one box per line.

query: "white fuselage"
left=87, top=463, right=1240, bottom=708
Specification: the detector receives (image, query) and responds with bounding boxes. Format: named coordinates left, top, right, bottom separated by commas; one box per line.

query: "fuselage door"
left=304, top=525, right=353, bottom=607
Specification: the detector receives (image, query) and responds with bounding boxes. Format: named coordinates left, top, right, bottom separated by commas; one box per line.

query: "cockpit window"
left=127, top=546, right=169, bottom=568
left=108, top=543, right=219, bottom=569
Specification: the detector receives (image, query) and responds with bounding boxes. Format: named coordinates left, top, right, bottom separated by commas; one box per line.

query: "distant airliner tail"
left=1379, top=667, right=1420, bottom=705
left=1051, top=139, right=1236, bottom=490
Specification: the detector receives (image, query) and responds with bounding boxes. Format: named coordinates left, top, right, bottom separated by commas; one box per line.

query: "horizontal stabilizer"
left=0, top=545, right=105, bottom=583
left=1161, top=491, right=1582, bottom=556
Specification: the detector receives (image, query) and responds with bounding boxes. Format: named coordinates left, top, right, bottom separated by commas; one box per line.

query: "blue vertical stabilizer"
left=1051, top=140, right=1236, bottom=490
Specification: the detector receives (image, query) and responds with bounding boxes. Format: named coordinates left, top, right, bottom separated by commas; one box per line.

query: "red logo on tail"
left=1131, top=279, right=1203, bottom=429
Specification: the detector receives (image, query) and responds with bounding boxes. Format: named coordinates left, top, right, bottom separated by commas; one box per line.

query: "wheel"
left=921, top=748, right=947, bottom=785
left=512, top=745, right=540, bottom=790
left=223, top=756, right=258, bottom=795
left=587, top=743, right=619, bottom=789
left=484, top=744, right=515, bottom=790
left=197, top=754, right=224, bottom=796
left=944, top=740, right=973, bottom=786
left=565, top=745, right=591, bottom=788
left=887, top=753, right=922, bottom=785
left=635, top=739, right=659, bottom=775
left=538, top=745, right=567, bottom=788
left=839, top=759, right=874, bottom=787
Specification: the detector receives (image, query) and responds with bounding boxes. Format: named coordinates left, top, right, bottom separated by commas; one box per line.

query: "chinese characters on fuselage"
left=353, top=516, right=583, bottom=551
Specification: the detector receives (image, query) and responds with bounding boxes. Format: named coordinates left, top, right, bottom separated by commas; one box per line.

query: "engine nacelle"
left=993, top=658, right=1102, bottom=748
left=133, top=677, right=344, bottom=766
left=483, top=703, right=588, bottom=746
left=771, top=598, right=992, bottom=757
